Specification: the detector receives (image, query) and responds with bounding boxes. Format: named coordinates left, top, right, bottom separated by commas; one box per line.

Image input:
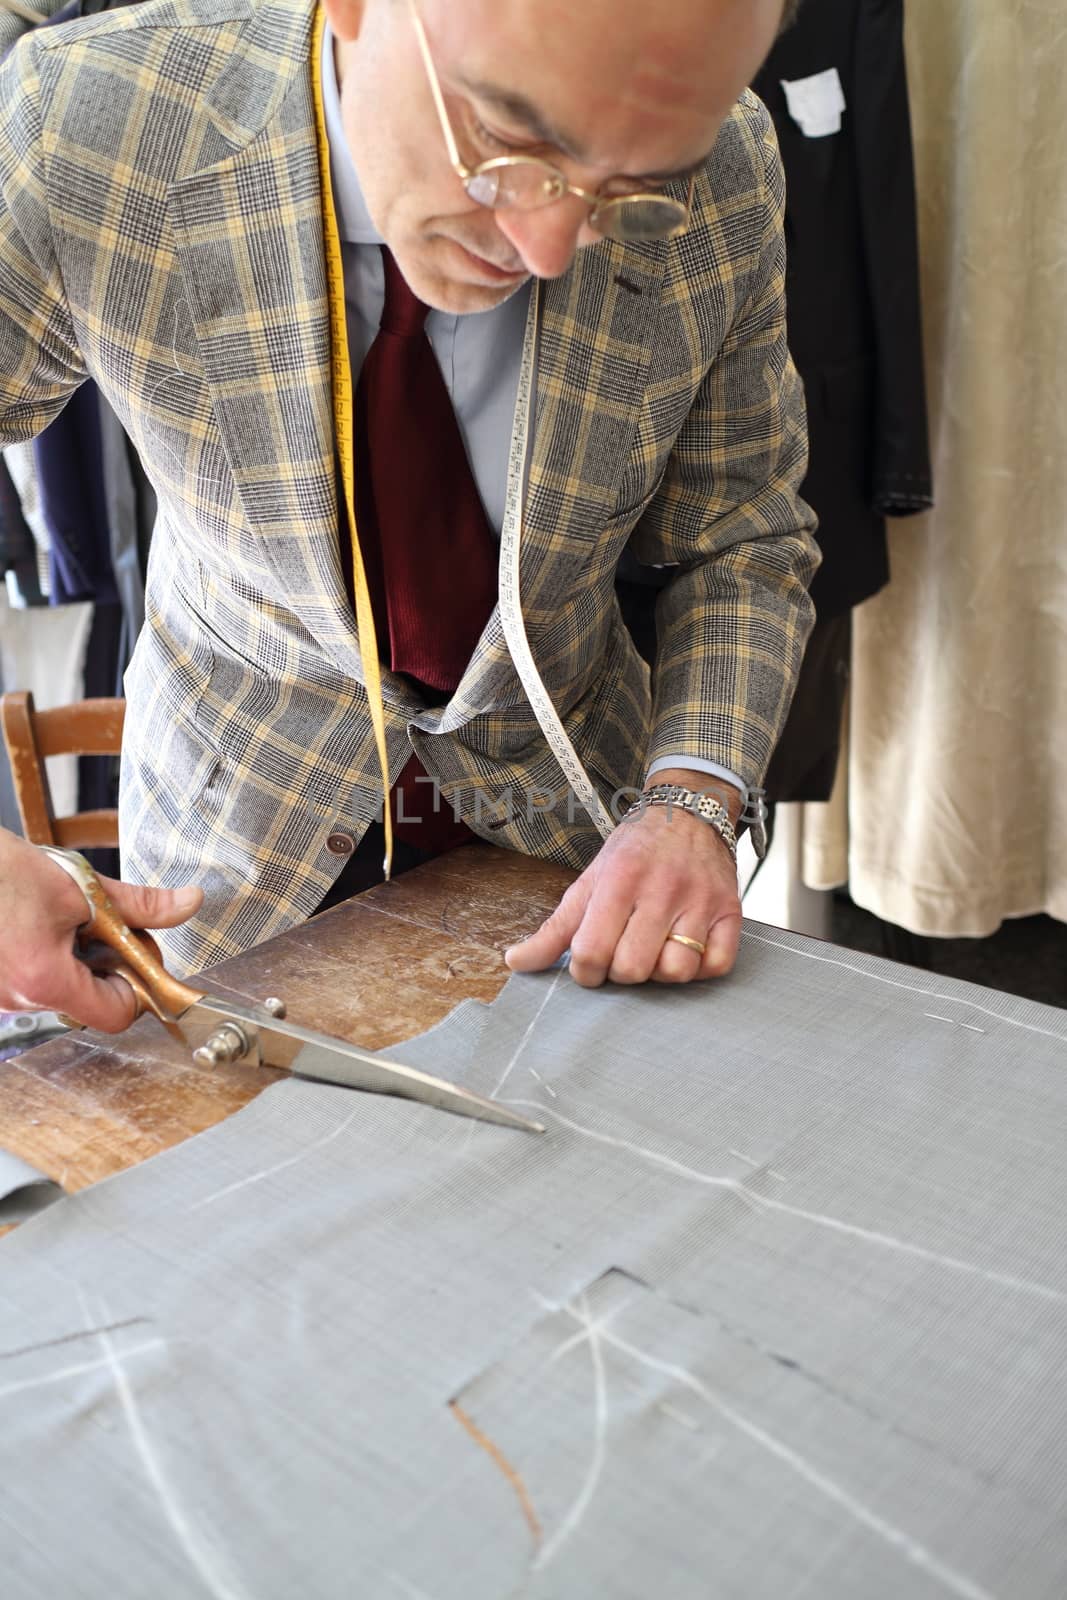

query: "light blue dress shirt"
left=322, top=25, right=748, bottom=805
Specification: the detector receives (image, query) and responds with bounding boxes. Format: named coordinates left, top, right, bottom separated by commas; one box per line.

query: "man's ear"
left=322, top=0, right=367, bottom=46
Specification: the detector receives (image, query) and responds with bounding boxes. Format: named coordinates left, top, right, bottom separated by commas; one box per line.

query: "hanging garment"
left=802, top=0, right=1067, bottom=934
left=0, top=454, right=43, bottom=607
left=753, top=0, right=932, bottom=803
left=32, top=380, right=117, bottom=606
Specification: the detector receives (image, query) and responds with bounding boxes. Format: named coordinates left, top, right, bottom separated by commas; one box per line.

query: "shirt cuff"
left=643, top=755, right=768, bottom=860
left=645, top=755, right=748, bottom=795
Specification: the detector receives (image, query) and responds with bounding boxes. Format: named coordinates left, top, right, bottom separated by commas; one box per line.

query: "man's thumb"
left=103, top=878, right=203, bottom=930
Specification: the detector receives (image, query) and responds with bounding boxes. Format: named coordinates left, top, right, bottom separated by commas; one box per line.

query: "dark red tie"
left=350, top=246, right=499, bottom=853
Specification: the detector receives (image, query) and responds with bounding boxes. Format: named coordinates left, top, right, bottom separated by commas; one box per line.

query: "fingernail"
left=173, top=886, right=201, bottom=913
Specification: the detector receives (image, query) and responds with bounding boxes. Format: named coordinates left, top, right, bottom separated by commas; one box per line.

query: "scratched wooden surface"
left=0, top=845, right=574, bottom=1196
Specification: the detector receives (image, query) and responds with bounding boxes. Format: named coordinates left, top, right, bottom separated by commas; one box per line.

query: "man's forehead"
left=424, top=0, right=788, bottom=67
left=424, top=0, right=784, bottom=169
left=454, top=74, right=715, bottom=185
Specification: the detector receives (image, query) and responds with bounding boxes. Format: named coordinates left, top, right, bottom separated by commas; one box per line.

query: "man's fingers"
left=100, top=877, right=203, bottom=931
left=700, top=909, right=743, bottom=978
left=564, top=880, right=640, bottom=987
left=47, top=880, right=204, bottom=1032
left=650, top=922, right=708, bottom=984
left=504, top=884, right=589, bottom=972
left=607, top=902, right=680, bottom=985
left=53, top=962, right=141, bottom=1034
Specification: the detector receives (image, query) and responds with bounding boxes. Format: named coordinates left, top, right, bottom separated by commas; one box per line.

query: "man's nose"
left=493, top=197, right=595, bottom=280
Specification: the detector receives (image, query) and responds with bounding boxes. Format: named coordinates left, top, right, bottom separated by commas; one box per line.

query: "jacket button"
left=326, top=830, right=355, bottom=856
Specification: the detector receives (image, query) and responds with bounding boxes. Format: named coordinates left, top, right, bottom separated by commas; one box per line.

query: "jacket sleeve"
left=628, top=100, right=821, bottom=793
left=0, top=34, right=87, bottom=445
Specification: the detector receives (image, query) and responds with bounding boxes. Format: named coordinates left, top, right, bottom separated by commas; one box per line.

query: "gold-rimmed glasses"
left=407, top=0, right=696, bottom=244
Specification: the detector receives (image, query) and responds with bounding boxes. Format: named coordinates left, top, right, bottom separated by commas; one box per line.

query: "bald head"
left=326, top=0, right=788, bottom=310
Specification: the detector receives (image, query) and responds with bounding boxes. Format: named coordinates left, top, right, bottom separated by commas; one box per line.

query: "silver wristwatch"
left=623, top=783, right=739, bottom=861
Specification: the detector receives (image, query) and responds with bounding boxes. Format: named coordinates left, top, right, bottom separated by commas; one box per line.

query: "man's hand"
left=0, top=828, right=203, bottom=1032
left=505, top=771, right=742, bottom=987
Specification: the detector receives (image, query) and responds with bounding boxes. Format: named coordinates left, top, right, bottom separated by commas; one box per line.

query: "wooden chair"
left=0, top=691, right=125, bottom=850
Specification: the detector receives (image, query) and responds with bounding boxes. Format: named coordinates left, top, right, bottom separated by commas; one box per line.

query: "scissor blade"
left=186, top=996, right=544, bottom=1134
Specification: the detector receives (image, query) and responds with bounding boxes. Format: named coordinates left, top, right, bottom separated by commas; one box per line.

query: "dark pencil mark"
left=0, top=1317, right=152, bottom=1363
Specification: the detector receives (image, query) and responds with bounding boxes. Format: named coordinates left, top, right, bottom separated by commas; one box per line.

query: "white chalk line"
left=0, top=1342, right=166, bottom=1403
left=742, top=929, right=1066, bottom=1045
left=190, top=1106, right=362, bottom=1210
left=502, top=1100, right=1066, bottom=1304
left=489, top=967, right=566, bottom=1104
left=533, top=1292, right=608, bottom=1571
left=554, top=1302, right=998, bottom=1600
left=83, top=1291, right=250, bottom=1600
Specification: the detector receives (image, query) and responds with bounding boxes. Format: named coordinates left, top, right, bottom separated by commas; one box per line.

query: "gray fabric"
left=0, top=1147, right=62, bottom=1222
left=1, top=922, right=1065, bottom=1598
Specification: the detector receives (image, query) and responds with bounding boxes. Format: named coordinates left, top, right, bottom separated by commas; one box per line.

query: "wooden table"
left=0, top=845, right=574, bottom=1195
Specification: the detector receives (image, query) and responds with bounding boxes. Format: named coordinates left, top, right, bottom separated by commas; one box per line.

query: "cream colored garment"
left=801, top=1, right=1067, bottom=936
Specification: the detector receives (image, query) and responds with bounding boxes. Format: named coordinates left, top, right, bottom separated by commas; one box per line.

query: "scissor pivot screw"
left=193, top=1022, right=253, bottom=1069
left=262, top=997, right=286, bottom=1019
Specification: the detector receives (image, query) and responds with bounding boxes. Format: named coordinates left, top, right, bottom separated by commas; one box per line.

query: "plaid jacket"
left=0, top=0, right=818, bottom=973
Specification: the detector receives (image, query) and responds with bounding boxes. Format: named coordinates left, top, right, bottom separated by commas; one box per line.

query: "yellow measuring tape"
left=310, top=5, right=393, bottom=877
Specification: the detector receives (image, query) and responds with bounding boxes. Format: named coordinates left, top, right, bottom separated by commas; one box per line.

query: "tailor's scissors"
left=42, top=847, right=543, bottom=1135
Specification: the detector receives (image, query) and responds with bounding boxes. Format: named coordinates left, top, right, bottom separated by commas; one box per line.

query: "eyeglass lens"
left=464, top=163, right=686, bottom=241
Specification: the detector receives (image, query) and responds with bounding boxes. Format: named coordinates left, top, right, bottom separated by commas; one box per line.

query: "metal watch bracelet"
left=621, top=783, right=739, bottom=861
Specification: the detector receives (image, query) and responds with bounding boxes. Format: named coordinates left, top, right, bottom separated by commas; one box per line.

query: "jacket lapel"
left=443, top=237, right=667, bottom=724
left=166, top=0, right=666, bottom=721
left=166, top=1, right=408, bottom=700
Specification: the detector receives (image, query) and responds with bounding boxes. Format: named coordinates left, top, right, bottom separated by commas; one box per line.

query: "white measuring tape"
left=497, top=282, right=616, bottom=843
left=316, top=7, right=613, bottom=851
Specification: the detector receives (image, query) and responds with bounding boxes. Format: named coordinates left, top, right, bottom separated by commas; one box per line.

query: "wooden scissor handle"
left=41, top=846, right=205, bottom=1022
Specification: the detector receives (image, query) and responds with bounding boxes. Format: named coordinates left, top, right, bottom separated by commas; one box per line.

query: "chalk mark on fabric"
left=533, top=1291, right=608, bottom=1571
left=729, top=1148, right=785, bottom=1182
left=503, top=1100, right=1066, bottom=1303
left=743, top=928, right=1066, bottom=1044
left=449, top=1399, right=542, bottom=1548
left=462, top=968, right=566, bottom=1155
left=0, top=1342, right=166, bottom=1403
left=925, top=1013, right=989, bottom=1037
left=554, top=1302, right=997, bottom=1600
left=190, top=1107, right=362, bottom=1210
left=659, top=1401, right=700, bottom=1431
left=490, top=968, right=565, bottom=1104
left=83, top=1291, right=250, bottom=1600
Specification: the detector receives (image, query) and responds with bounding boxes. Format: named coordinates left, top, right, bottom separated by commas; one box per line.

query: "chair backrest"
left=0, top=691, right=125, bottom=850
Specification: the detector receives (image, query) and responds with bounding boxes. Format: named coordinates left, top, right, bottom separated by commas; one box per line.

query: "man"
left=0, top=0, right=817, bottom=1031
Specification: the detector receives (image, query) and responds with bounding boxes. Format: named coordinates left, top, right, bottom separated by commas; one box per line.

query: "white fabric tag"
left=780, top=67, right=846, bottom=137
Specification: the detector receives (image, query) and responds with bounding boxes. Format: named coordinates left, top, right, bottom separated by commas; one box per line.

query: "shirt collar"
left=322, top=20, right=384, bottom=246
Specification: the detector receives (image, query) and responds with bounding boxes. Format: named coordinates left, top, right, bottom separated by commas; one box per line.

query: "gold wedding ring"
left=665, top=932, right=706, bottom=956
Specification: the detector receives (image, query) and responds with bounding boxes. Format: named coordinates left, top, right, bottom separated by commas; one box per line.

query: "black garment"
left=754, top=0, right=932, bottom=618
left=33, top=381, right=117, bottom=607
left=753, top=0, right=932, bottom=801
left=0, top=456, right=43, bottom=607
left=617, top=5, right=931, bottom=803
